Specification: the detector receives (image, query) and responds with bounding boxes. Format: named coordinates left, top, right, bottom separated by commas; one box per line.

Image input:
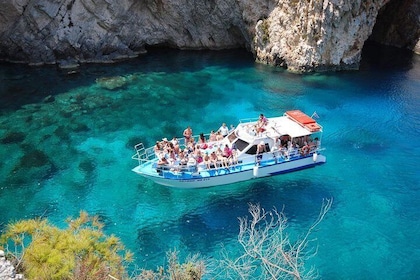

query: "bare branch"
left=219, top=198, right=333, bottom=280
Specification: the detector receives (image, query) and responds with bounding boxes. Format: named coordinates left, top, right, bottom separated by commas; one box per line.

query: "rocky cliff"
left=0, top=0, right=418, bottom=72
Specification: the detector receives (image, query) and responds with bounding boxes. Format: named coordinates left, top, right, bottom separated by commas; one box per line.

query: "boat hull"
left=133, top=154, right=326, bottom=189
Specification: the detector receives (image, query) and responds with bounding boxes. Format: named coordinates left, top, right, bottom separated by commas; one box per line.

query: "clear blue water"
left=1, top=44, right=419, bottom=279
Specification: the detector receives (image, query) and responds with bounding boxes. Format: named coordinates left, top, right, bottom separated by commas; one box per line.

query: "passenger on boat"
left=154, top=141, right=161, bottom=155
left=196, top=150, right=204, bottom=164
left=271, top=137, right=281, bottom=151
left=216, top=131, right=224, bottom=141
left=256, top=114, right=268, bottom=135
left=185, top=140, right=195, bottom=153
left=198, top=133, right=208, bottom=149
left=256, top=141, right=266, bottom=164
left=314, top=137, right=320, bottom=148
left=157, top=156, right=169, bottom=166
left=209, top=130, right=217, bottom=142
left=210, top=151, right=218, bottom=168
left=216, top=147, right=229, bottom=168
left=179, top=151, right=188, bottom=165
left=183, top=126, right=193, bottom=145
left=280, top=146, right=289, bottom=160
left=301, top=142, right=310, bottom=156
left=229, top=147, right=239, bottom=166
left=203, top=152, right=211, bottom=169
left=280, top=135, right=291, bottom=146
left=257, top=141, right=266, bottom=154
left=171, top=137, right=179, bottom=146
left=223, top=144, right=232, bottom=158
left=218, top=123, right=229, bottom=137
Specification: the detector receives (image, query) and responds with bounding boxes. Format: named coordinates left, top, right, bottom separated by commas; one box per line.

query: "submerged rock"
left=19, top=149, right=50, bottom=168
left=96, top=76, right=129, bottom=90
left=1, top=132, right=26, bottom=144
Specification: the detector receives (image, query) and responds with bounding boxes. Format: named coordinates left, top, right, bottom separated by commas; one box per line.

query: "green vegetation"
left=0, top=211, right=132, bottom=280
left=0, top=199, right=332, bottom=280
left=138, top=250, right=206, bottom=280
left=261, top=19, right=270, bottom=44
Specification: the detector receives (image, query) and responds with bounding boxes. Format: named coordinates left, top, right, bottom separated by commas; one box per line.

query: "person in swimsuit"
left=183, top=126, right=193, bottom=145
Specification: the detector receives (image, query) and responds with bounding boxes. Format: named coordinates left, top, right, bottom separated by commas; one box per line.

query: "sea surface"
left=0, top=44, right=419, bottom=279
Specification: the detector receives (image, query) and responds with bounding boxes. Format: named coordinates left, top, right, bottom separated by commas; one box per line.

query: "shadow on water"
left=135, top=177, right=333, bottom=259
left=360, top=41, right=415, bottom=71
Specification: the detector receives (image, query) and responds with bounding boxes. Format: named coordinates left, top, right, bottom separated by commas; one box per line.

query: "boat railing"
left=132, top=143, right=157, bottom=164
left=239, top=117, right=259, bottom=124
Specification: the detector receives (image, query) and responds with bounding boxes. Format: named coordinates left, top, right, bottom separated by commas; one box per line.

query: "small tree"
left=0, top=211, right=133, bottom=280
left=137, top=249, right=206, bottom=280
left=219, top=198, right=333, bottom=280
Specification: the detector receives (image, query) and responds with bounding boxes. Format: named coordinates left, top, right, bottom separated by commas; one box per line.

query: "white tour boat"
left=132, top=110, right=326, bottom=188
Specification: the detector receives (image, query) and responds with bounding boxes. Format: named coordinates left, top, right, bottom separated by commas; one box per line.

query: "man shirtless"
left=256, top=141, right=266, bottom=165
left=183, top=126, right=193, bottom=145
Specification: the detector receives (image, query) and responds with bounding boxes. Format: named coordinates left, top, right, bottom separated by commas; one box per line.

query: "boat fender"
left=253, top=165, right=259, bottom=177
left=313, top=152, right=318, bottom=162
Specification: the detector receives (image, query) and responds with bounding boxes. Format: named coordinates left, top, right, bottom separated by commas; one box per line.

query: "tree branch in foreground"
left=219, top=198, right=333, bottom=280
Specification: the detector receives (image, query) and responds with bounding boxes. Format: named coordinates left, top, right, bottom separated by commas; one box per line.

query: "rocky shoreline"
left=0, top=250, right=24, bottom=280
left=0, top=0, right=418, bottom=72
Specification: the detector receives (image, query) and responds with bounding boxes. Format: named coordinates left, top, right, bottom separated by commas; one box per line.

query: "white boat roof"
left=270, top=116, right=316, bottom=138
left=237, top=115, right=320, bottom=139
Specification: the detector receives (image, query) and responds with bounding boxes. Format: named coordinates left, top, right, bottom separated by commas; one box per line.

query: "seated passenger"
left=229, top=147, right=239, bottom=166
left=256, top=114, right=268, bottom=135
left=203, top=152, right=211, bottom=169
left=157, top=156, right=169, bottom=166
left=223, top=144, right=232, bottom=158
left=210, top=151, right=218, bottom=168
left=301, top=142, right=310, bottom=155
left=216, top=146, right=228, bottom=168
left=199, top=133, right=206, bottom=144
left=209, top=130, right=217, bottom=142
left=198, top=133, right=208, bottom=149
left=154, top=141, right=162, bottom=156
left=171, top=137, right=179, bottom=146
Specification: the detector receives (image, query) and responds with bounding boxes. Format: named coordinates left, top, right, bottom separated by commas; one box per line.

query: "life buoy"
left=301, top=145, right=310, bottom=155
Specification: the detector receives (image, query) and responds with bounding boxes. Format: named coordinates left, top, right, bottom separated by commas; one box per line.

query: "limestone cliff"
left=0, top=0, right=418, bottom=72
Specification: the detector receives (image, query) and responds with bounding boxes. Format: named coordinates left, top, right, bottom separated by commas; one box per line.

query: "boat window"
left=246, top=145, right=258, bottom=155
left=234, top=139, right=249, bottom=151
left=245, top=143, right=270, bottom=155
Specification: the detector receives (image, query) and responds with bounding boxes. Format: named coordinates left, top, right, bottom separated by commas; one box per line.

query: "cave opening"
left=367, top=0, right=419, bottom=51
left=360, top=0, right=418, bottom=70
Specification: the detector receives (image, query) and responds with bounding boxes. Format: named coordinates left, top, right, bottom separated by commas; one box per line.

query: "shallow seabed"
left=0, top=45, right=419, bottom=279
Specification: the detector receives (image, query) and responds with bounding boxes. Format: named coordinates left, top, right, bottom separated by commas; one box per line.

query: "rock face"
left=0, top=250, right=24, bottom=280
left=0, top=0, right=418, bottom=72
left=254, top=0, right=398, bottom=72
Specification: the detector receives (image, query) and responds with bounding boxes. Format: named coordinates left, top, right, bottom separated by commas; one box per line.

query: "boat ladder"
left=132, top=143, right=154, bottom=164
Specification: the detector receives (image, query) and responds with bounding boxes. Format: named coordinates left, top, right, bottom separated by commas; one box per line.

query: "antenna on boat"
left=311, top=111, right=320, bottom=119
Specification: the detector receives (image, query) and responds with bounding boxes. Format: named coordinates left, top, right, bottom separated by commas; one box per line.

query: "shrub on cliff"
left=0, top=211, right=133, bottom=280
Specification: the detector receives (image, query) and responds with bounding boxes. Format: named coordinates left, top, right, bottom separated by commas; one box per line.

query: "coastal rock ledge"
left=0, top=0, right=418, bottom=72
left=0, top=250, right=24, bottom=280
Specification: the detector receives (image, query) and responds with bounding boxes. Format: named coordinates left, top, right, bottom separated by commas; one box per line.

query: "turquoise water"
left=1, top=45, right=419, bottom=278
